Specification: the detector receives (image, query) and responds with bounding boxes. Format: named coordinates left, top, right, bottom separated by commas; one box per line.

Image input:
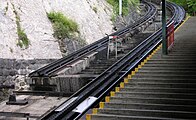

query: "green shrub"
left=111, top=14, right=116, bottom=22
left=169, top=0, right=196, bottom=15
left=187, top=0, right=196, bottom=15
left=17, top=29, right=29, bottom=48
left=107, top=0, right=140, bottom=16
left=47, top=12, right=79, bottom=39
left=107, top=0, right=120, bottom=15
left=12, top=3, right=30, bottom=49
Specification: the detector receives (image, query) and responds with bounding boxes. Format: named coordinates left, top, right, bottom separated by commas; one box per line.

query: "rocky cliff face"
left=0, top=0, right=113, bottom=59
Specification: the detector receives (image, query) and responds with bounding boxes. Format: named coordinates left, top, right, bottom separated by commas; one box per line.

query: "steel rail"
left=39, top=1, right=185, bottom=120
left=29, top=0, right=157, bottom=78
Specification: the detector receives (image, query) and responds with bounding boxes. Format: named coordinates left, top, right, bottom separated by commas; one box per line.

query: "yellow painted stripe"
left=131, top=71, right=136, bottom=75
left=110, top=91, right=115, bottom=97
left=99, top=102, right=104, bottom=109
left=93, top=108, right=98, bottom=114
left=115, top=87, right=120, bottom=92
left=152, top=51, right=156, bottom=54
left=128, top=74, right=132, bottom=79
left=144, top=59, right=148, bottom=63
left=124, top=77, right=129, bottom=83
left=138, top=65, right=142, bottom=69
left=105, top=96, right=110, bottom=102
left=158, top=44, right=162, bottom=49
left=175, top=16, right=190, bottom=32
left=120, top=82, right=125, bottom=88
left=146, top=56, right=150, bottom=60
left=86, top=114, right=91, bottom=120
left=135, top=68, right=139, bottom=72
left=149, top=54, right=152, bottom=58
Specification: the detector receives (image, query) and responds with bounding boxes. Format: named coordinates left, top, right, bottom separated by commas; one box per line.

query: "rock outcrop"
left=0, top=0, right=113, bottom=59
left=0, top=0, right=113, bottom=101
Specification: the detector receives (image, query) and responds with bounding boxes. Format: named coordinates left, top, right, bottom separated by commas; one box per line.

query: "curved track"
left=29, top=0, right=157, bottom=78
left=39, top=1, right=186, bottom=120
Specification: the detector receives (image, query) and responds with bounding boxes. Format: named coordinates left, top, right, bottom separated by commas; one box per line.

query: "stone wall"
left=0, top=58, right=57, bottom=90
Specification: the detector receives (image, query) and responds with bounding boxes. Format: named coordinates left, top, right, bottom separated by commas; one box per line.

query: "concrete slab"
left=0, top=95, right=68, bottom=120
left=174, top=17, right=196, bottom=44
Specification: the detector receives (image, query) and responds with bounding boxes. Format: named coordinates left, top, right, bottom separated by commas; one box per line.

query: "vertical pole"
left=119, top=0, right=122, bottom=16
left=115, top=39, right=117, bottom=59
left=107, top=37, right=110, bottom=59
left=162, top=0, right=167, bottom=55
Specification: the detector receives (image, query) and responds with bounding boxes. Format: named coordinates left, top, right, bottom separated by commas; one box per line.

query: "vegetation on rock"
left=47, top=11, right=86, bottom=56
left=93, top=6, right=98, bottom=13
left=12, top=4, right=30, bottom=49
left=107, top=0, right=140, bottom=17
left=4, top=2, right=9, bottom=15
left=17, top=29, right=29, bottom=49
left=169, top=0, right=196, bottom=16
left=47, top=12, right=79, bottom=39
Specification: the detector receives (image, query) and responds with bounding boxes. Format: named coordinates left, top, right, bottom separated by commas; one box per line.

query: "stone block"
left=18, top=69, right=28, bottom=75
left=53, top=76, right=89, bottom=93
left=67, top=60, right=85, bottom=74
left=9, top=70, right=18, bottom=76
left=0, top=70, right=3, bottom=76
left=2, top=70, right=10, bottom=76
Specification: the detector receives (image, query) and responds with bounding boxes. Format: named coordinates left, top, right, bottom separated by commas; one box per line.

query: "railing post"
left=162, top=0, right=167, bottom=55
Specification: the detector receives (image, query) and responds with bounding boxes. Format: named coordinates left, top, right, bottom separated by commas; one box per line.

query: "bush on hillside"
left=17, top=29, right=30, bottom=48
left=107, top=0, right=140, bottom=16
left=47, top=12, right=79, bottom=39
left=169, top=0, right=196, bottom=16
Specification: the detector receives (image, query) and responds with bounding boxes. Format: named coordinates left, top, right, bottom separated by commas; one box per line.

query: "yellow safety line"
left=86, top=114, right=92, bottom=120
left=99, top=102, right=105, bottom=109
left=86, top=44, right=162, bottom=120
left=124, top=77, right=129, bottom=83
left=115, top=87, right=120, bottom=92
left=105, top=96, right=110, bottom=102
left=92, top=108, right=98, bottom=114
left=86, top=15, right=190, bottom=120
left=175, top=16, right=190, bottom=32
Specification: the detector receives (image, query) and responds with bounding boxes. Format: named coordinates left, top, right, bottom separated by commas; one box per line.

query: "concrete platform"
left=174, top=17, right=196, bottom=47
left=0, top=95, right=68, bottom=120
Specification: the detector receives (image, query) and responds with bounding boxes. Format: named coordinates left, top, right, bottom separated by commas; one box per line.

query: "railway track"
left=29, top=0, right=157, bottom=78
left=25, top=0, right=159, bottom=96
left=36, top=1, right=185, bottom=120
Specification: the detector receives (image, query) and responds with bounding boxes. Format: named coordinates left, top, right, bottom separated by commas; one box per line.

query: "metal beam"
left=162, top=0, right=167, bottom=55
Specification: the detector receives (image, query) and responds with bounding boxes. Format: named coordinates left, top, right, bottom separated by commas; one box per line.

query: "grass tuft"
left=47, top=12, right=79, bottom=39
left=12, top=3, right=30, bottom=49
